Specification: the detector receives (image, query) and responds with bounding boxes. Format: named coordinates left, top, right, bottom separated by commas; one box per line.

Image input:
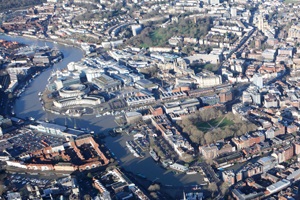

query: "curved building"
left=53, top=96, right=104, bottom=108
left=58, top=84, right=90, bottom=98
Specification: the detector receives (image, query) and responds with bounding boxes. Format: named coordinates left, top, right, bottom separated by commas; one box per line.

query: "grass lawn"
left=196, top=121, right=211, bottom=132
left=219, top=117, right=234, bottom=127
left=196, top=117, right=234, bottom=132
left=149, top=29, right=168, bottom=46
left=208, top=117, right=223, bottom=127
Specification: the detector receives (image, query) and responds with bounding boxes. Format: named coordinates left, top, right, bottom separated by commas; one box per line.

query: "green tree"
left=148, top=184, right=160, bottom=191
left=87, top=172, right=93, bottom=179
left=0, top=183, right=6, bottom=195
left=150, top=192, right=159, bottom=199
left=220, top=182, right=229, bottom=195
left=208, top=182, right=218, bottom=197
left=83, top=194, right=91, bottom=200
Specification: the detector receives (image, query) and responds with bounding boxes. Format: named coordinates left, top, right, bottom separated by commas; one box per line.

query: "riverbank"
left=2, top=33, right=85, bottom=55
left=0, top=34, right=208, bottom=187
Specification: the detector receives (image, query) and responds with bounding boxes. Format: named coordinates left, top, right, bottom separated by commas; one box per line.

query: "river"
left=0, top=34, right=205, bottom=186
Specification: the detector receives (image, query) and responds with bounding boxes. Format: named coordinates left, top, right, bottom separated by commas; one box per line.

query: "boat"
left=95, top=108, right=102, bottom=117
left=126, top=141, right=143, bottom=158
left=29, top=117, right=35, bottom=121
left=186, top=170, right=197, bottom=175
left=149, top=149, right=159, bottom=162
left=137, top=173, right=146, bottom=179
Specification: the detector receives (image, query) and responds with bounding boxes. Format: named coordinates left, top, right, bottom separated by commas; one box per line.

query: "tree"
left=220, top=182, right=229, bottom=195
left=205, top=157, right=213, bottom=165
left=178, top=110, right=258, bottom=145
left=148, top=184, right=160, bottom=192
left=148, top=67, right=159, bottom=78
left=208, top=182, right=218, bottom=197
left=0, top=183, right=6, bottom=195
left=83, top=194, right=91, bottom=200
left=8, top=93, right=13, bottom=99
left=204, top=132, right=214, bottom=144
left=87, top=172, right=93, bottom=179
left=150, top=192, right=159, bottom=199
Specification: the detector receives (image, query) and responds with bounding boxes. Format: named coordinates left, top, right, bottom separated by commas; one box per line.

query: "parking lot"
left=5, top=128, right=66, bottom=157
left=4, top=173, right=54, bottom=191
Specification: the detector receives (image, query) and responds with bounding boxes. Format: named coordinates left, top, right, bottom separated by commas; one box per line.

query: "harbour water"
left=0, top=34, right=205, bottom=186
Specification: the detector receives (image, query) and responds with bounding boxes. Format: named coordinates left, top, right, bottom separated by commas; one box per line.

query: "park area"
left=126, top=16, right=212, bottom=49
left=177, top=107, right=257, bottom=145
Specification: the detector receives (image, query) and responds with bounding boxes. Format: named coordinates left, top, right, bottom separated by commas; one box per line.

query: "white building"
left=266, top=179, right=290, bottom=195
left=231, top=7, right=237, bottom=17
left=169, top=163, right=188, bottom=172
left=253, top=73, right=263, bottom=89
left=125, top=96, right=155, bottom=106
left=193, top=71, right=222, bottom=88
left=7, top=192, right=22, bottom=200
left=84, top=69, right=104, bottom=82
left=53, top=96, right=104, bottom=108
left=29, top=122, right=66, bottom=136
left=131, top=24, right=143, bottom=36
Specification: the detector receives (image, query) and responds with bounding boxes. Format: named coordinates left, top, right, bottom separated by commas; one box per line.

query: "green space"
left=197, top=121, right=212, bottom=132
left=126, top=17, right=212, bottom=48
left=178, top=108, right=257, bottom=145
left=192, top=63, right=219, bottom=73
left=196, top=117, right=234, bottom=133
left=219, top=117, right=234, bottom=127
left=209, top=117, right=224, bottom=127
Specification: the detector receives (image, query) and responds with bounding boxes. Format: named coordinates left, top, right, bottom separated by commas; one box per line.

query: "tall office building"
left=231, top=7, right=237, bottom=17
left=253, top=73, right=263, bottom=89
left=258, top=13, right=265, bottom=33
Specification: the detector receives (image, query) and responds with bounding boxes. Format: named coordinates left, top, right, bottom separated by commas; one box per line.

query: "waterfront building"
left=53, top=95, right=104, bottom=108
left=58, top=84, right=90, bottom=98
left=29, top=121, right=66, bottom=136
left=169, top=163, right=188, bottom=172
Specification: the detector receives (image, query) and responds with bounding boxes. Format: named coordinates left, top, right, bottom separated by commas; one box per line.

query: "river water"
left=0, top=34, right=205, bottom=186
